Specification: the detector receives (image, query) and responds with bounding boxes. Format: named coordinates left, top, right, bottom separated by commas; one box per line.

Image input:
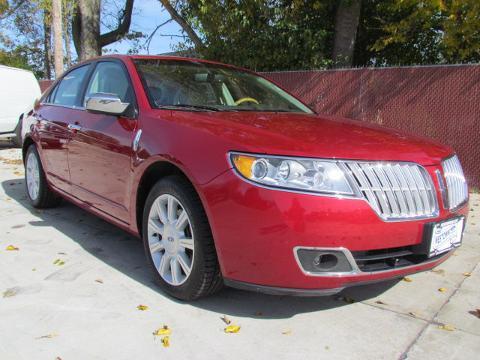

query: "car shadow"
left=2, top=178, right=399, bottom=319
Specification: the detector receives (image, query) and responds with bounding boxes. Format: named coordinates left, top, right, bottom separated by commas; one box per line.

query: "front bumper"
left=224, top=249, right=453, bottom=296
left=200, top=168, right=468, bottom=293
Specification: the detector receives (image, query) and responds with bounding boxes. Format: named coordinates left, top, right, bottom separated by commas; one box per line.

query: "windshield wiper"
left=155, top=104, right=221, bottom=112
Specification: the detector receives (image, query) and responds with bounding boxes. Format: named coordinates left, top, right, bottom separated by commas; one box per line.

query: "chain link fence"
left=264, top=65, right=480, bottom=189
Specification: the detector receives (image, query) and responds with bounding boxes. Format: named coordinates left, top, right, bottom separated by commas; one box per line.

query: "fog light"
left=313, top=253, right=338, bottom=270
left=296, top=248, right=354, bottom=274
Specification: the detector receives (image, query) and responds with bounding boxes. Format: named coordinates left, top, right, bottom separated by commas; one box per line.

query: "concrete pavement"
left=0, top=147, right=479, bottom=360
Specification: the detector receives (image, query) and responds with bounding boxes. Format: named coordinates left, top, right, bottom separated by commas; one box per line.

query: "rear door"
left=68, top=60, right=138, bottom=223
left=35, top=64, right=92, bottom=192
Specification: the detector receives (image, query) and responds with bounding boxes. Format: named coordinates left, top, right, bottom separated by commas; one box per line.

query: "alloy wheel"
left=147, top=194, right=195, bottom=286
left=26, top=151, right=40, bottom=201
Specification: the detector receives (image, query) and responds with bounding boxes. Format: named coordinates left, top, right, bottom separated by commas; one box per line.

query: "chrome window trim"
left=39, top=102, right=86, bottom=111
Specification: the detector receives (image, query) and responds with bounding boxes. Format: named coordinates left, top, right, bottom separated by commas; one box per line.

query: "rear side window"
left=52, top=65, right=90, bottom=107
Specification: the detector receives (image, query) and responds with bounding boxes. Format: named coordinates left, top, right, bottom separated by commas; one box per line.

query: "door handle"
left=68, top=124, right=82, bottom=131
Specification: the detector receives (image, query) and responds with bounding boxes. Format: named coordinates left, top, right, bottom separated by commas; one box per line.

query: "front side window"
left=134, top=59, right=313, bottom=113
left=52, top=65, right=90, bottom=107
left=85, top=62, right=134, bottom=104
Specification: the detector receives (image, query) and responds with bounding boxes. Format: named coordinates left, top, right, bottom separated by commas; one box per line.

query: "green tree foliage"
left=175, top=0, right=337, bottom=71
left=364, top=0, right=480, bottom=65
left=0, top=47, right=31, bottom=70
left=173, top=0, right=480, bottom=70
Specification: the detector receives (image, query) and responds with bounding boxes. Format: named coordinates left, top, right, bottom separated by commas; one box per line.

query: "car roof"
left=80, top=54, right=250, bottom=73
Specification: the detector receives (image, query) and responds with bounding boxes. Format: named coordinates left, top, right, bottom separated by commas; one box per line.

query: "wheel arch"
left=22, top=136, right=35, bottom=163
left=135, top=160, right=202, bottom=238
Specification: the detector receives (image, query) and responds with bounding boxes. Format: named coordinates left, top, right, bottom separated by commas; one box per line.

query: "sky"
left=104, top=0, right=184, bottom=55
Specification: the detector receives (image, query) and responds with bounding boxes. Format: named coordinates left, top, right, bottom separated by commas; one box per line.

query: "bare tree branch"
left=144, top=18, right=172, bottom=54
left=158, top=0, right=204, bottom=51
left=99, top=0, right=134, bottom=47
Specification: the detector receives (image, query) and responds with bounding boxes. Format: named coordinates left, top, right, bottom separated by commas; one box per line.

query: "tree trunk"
left=52, top=0, right=64, bottom=77
left=73, top=0, right=101, bottom=60
left=63, top=0, right=73, bottom=67
left=43, top=9, right=52, bottom=79
left=72, top=0, right=134, bottom=61
left=332, top=0, right=362, bottom=68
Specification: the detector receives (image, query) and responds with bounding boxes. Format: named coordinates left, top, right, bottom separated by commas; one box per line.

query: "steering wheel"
left=234, top=97, right=260, bottom=106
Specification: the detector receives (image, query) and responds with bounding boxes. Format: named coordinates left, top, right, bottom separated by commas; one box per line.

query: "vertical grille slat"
left=345, top=161, right=438, bottom=220
left=360, top=164, right=392, bottom=216
left=393, top=164, right=416, bottom=214
left=346, top=163, right=382, bottom=215
left=384, top=165, right=409, bottom=215
left=442, top=155, right=468, bottom=210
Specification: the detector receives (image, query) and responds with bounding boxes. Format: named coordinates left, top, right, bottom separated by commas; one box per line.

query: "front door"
left=68, top=60, right=138, bottom=223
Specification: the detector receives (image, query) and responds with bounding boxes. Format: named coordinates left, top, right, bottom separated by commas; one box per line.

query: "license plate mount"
left=426, top=217, right=465, bottom=257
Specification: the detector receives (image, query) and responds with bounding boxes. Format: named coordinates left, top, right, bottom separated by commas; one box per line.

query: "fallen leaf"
left=469, top=309, right=480, bottom=319
left=32, top=268, right=36, bottom=271
left=431, top=269, right=445, bottom=275
left=438, top=287, right=447, bottom=293
left=281, top=329, right=292, bottom=335
left=6, top=245, right=19, bottom=251
left=342, top=296, right=355, bottom=304
left=375, top=300, right=387, bottom=305
left=224, top=325, right=241, bottom=333
left=221, top=315, right=231, bottom=325
left=462, top=272, right=471, bottom=277
left=57, top=252, right=67, bottom=255
left=438, top=324, right=455, bottom=331
left=403, top=277, right=413, bottom=282
left=153, top=326, right=171, bottom=336
left=137, top=304, right=149, bottom=311
left=408, top=311, right=419, bottom=318
left=3, top=288, right=18, bottom=298
left=161, top=336, right=170, bottom=347
left=95, top=279, right=103, bottom=284
left=53, top=259, right=65, bottom=266
left=36, top=333, right=58, bottom=339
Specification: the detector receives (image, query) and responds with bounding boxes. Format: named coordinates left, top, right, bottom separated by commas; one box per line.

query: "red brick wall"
left=263, top=65, right=480, bottom=188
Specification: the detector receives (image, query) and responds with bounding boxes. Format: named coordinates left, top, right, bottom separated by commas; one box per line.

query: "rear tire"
left=142, top=175, right=223, bottom=300
left=25, top=145, right=62, bottom=208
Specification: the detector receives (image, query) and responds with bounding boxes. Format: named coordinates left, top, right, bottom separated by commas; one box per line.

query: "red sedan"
left=23, top=55, right=469, bottom=300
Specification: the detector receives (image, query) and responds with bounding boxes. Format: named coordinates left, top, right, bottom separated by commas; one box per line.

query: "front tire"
left=25, top=145, right=62, bottom=208
left=142, top=176, right=222, bottom=300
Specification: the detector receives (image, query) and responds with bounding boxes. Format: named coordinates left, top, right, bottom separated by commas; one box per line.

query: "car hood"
left=170, top=111, right=453, bottom=166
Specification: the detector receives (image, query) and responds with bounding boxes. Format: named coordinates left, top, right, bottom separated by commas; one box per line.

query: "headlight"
left=230, top=152, right=357, bottom=196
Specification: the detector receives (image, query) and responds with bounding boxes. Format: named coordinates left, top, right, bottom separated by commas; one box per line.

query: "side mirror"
left=85, top=93, right=130, bottom=116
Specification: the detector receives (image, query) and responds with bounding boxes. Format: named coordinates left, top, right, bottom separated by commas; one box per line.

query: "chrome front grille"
left=343, top=161, right=438, bottom=221
left=442, top=155, right=468, bottom=210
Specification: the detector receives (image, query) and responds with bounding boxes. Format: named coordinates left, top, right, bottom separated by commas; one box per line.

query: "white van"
left=0, top=65, right=41, bottom=146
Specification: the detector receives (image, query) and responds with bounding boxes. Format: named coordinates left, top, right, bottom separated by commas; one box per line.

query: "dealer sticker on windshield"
left=429, top=217, right=464, bottom=257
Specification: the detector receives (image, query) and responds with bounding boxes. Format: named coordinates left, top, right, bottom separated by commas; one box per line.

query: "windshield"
left=134, top=59, right=313, bottom=113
